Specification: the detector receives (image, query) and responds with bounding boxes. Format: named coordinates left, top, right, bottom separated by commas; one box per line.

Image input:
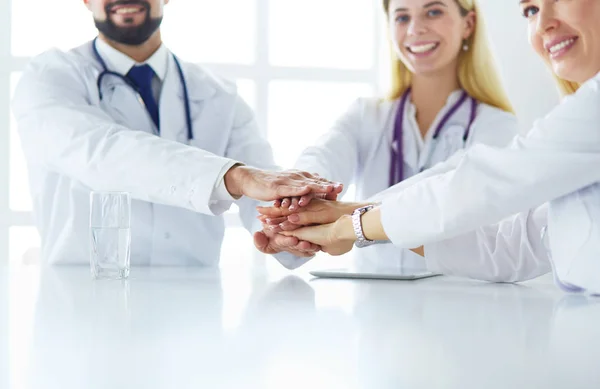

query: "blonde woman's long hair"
left=554, top=76, right=580, bottom=95
left=383, top=0, right=514, bottom=113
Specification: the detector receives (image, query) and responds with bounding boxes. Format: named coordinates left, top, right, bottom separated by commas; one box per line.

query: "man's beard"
left=94, top=1, right=162, bottom=45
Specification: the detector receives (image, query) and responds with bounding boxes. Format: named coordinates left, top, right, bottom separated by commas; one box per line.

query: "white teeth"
left=115, top=7, right=142, bottom=14
left=549, top=39, right=575, bottom=54
left=409, top=43, right=438, bottom=53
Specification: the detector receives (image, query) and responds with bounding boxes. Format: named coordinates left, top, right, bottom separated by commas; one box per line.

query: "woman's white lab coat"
left=377, top=71, right=600, bottom=294
left=11, top=41, right=304, bottom=268
left=295, top=91, right=519, bottom=270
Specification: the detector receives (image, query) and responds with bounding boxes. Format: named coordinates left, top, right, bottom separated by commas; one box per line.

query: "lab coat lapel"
left=418, top=131, right=436, bottom=171
left=159, top=55, right=188, bottom=143
left=159, top=56, right=218, bottom=145
left=417, top=92, right=465, bottom=171
left=400, top=102, right=420, bottom=173
left=84, top=39, right=155, bottom=134
left=102, top=79, right=154, bottom=133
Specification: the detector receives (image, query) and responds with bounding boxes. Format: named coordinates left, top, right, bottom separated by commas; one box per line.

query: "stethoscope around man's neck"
left=91, top=37, right=194, bottom=140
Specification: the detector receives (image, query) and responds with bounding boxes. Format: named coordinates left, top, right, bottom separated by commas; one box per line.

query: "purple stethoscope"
left=389, top=87, right=478, bottom=186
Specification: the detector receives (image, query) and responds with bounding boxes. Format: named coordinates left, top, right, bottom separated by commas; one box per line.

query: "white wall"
left=478, top=0, right=560, bottom=133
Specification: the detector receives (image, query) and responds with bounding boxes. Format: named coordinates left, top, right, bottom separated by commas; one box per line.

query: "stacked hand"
left=224, top=165, right=343, bottom=202
left=255, top=198, right=371, bottom=256
left=223, top=165, right=356, bottom=257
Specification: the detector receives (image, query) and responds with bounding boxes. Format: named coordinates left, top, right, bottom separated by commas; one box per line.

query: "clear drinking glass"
left=89, top=192, right=131, bottom=279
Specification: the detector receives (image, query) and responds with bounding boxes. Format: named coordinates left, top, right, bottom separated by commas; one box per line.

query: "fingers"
left=296, top=240, right=321, bottom=252
left=257, top=227, right=320, bottom=257
left=262, top=223, right=283, bottom=234
left=300, top=172, right=342, bottom=190
left=303, top=182, right=335, bottom=194
left=281, top=197, right=292, bottom=208
left=270, top=217, right=288, bottom=225
left=298, top=193, right=314, bottom=207
left=289, top=197, right=300, bottom=212
left=278, top=220, right=301, bottom=232
left=297, top=186, right=340, bottom=205
left=287, top=210, right=335, bottom=226
left=272, top=234, right=318, bottom=257
left=273, top=170, right=343, bottom=199
left=324, top=191, right=340, bottom=201
left=280, top=196, right=301, bottom=210
left=262, top=216, right=287, bottom=225
left=275, top=185, right=313, bottom=199
left=272, top=233, right=299, bottom=247
left=256, top=206, right=288, bottom=218
left=272, top=234, right=300, bottom=250
left=274, top=199, right=282, bottom=208
left=323, top=185, right=343, bottom=201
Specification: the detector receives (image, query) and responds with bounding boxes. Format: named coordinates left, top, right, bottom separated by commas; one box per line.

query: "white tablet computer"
left=309, top=267, right=442, bottom=281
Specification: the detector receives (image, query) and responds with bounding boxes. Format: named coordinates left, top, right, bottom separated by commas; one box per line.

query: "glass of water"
left=90, top=192, right=131, bottom=280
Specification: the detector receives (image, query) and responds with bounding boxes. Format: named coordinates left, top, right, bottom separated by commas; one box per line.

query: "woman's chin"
left=552, top=61, right=596, bottom=84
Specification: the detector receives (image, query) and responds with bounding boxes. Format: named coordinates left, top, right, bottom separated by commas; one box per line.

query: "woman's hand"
left=282, top=215, right=357, bottom=256
left=257, top=199, right=369, bottom=230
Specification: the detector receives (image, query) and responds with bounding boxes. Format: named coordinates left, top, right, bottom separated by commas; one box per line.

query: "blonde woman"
left=277, top=0, right=600, bottom=294
left=256, top=0, right=518, bottom=269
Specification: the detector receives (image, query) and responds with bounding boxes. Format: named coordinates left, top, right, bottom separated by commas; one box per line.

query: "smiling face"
left=387, top=0, right=475, bottom=76
left=521, top=0, right=600, bottom=84
left=84, top=0, right=168, bottom=45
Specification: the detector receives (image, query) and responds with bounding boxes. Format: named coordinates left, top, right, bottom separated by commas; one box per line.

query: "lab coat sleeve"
left=11, top=50, right=235, bottom=216
left=224, top=93, right=313, bottom=270
left=417, top=109, right=552, bottom=283
left=423, top=205, right=551, bottom=282
left=379, top=74, right=600, bottom=290
left=293, top=99, right=366, bottom=193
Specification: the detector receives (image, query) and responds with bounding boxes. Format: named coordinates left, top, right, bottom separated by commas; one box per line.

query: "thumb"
left=253, top=231, right=275, bottom=254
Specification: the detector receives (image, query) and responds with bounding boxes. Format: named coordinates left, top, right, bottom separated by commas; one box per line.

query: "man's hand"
left=224, top=165, right=342, bottom=203
left=253, top=228, right=321, bottom=258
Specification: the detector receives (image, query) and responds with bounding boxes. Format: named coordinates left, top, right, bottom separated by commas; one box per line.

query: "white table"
left=2, top=257, right=600, bottom=389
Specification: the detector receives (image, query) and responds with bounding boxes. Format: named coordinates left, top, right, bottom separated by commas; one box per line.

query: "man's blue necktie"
left=127, top=64, right=160, bottom=130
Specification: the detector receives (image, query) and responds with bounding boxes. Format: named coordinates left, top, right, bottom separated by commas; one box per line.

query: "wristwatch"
left=352, top=205, right=376, bottom=248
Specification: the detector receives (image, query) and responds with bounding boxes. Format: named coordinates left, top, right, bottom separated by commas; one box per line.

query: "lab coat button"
left=164, top=232, right=171, bottom=239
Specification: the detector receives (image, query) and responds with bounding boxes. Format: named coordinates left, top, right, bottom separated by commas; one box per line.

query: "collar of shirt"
left=406, top=89, right=464, bottom=152
left=95, top=38, right=169, bottom=81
